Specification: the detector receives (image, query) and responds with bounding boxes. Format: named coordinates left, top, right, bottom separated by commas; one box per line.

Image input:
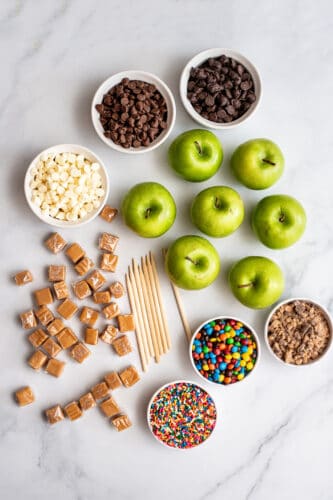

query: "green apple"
left=252, top=194, right=306, bottom=249
left=228, top=256, right=284, bottom=309
left=165, top=235, right=220, bottom=290
left=231, top=138, right=284, bottom=189
left=168, top=129, right=223, bottom=182
left=121, top=182, right=176, bottom=238
left=191, top=186, right=244, bottom=238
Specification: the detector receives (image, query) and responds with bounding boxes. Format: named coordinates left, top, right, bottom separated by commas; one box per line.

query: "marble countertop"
left=1, top=1, right=333, bottom=499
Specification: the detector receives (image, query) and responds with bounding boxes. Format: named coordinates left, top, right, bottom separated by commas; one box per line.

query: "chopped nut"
left=45, top=233, right=67, bottom=254
left=28, top=328, right=49, bottom=348
left=99, top=396, right=120, bottom=417
left=91, top=382, right=109, bottom=400
left=100, top=253, right=118, bottom=272
left=45, top=404, right=64, bottom=424
left=15, top=386, right=35, bottom=406
left=111, top=414, right=132, bottom=431
left=99, top=233, right=119, bottom=253
left=28, top=350, right=48, bottom=371
left=112, top=335, right=132, bottom=356
left=53, top=280, right=69, bottom=300
left=35, top=305, right=54, bottom=326
left=56, top=327, right=77, bottom=349
left=85, top=328, right=99, bottom=345
left=118, top=314, right=135, bottom=332
left=45, top=358, right=65, bottom=377
left=74, top=257, right=94, bottom=276
left=20, top=310, right=37, bottom=329
left=64, top=401, right=82, bottom=421
left=86, top=270, right=106, bottom=291
left=14, top=270, right=33, bottom=286
left=99, top=205, right=118, bottom=223
left=104, top=371, right=122, bottom=390
left=70, top=342, right=91, bottom=363
left=102, top=302, right=120, bottom=320
left=80, top=306, right=99, bottom=327
left=57, top=298, right=78, bottom=319
left=65, top=243, right=85, bottom=263
left=42, top=337, right=62, bottom=358
left=119, top=365, right=140, bottom=387
left=48, top=265, right=66, bottom=282
left=93, top=290, right=111, bottom=304
left=72, top=280, right=91, bottom=300
left=47, top=318, right=65, bottom=336
left=100, top=324, right=118, bottom=344
left=34, top=287, right=53, bottom=306
left=110, top=281, right=125, bottom=298
left=79, top=392, right=96, bottom=411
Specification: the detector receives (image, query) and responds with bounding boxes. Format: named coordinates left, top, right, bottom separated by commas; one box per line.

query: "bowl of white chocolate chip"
left=24, top=144, right=109, bottom=227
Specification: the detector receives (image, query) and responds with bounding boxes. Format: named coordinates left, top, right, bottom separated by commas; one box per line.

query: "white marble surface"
left=1, top=1, right=333, bottom=499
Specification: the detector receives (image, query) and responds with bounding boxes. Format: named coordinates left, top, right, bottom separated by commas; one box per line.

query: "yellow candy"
left=237, top=373, right=244, bottom=380
left=229, top=329, right=236, bottom=337
left=232, top=352, right=240, bottom=359
left=247, top=347, right=253, bottom=355
left=246, top=362, right=254, bottom=370
left=224, top=354, right=232, bottom=361
left=219, top=374, right=225, bottom=382
left=240, top=360, right=246, bottom=367
left=242, top=353, right=250, bottom=361
left=202, top=364, right=209, bottom=371
left=211, top=338, right=217, bottom=342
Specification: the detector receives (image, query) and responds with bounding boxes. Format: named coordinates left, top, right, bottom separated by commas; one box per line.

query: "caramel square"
left=45, top=233, right=67, bottom=254
left=112, top=335, right=132, bottom=356
left=104, top=371, right=122, bottom=390
left=100, top=253, right=119, bottom=272
left=119, top=365, right=140, bottom=387
left=28, top=350, right=48, bottom=371
left=42, top=337, right=62, bottom=358
left=74, top=257, right=94, bottom=276
left=72, top=280, right=91, bottom=300
left=47, top=318, right=65, bottom=336
left=110, top=281, right=125, bottom=299
left=15, top=386, right=35, bottom=406
left=64, top=401, right=82, bottom=421
left=20, top=310, right=37, bottom=329
left=85, top=328, right=99, bottom=345
left=79, top=392, right=96, bottom=411
left=112, top=414, right=132, bottom=432
left=66, top=243, right=85, bottom=263
left=102, top=303, right=120, bottom=320
left=99, top=233, right=119, bottom=253
left=93, top=290, right=111, bottom=304
left=28, top=328, right=49, bottom=348
left=34, top=287, right=53, bottom=306
left=91, top=382, right=109, bottom=400
left=14, top=270, right=33, bottom=286
left=99, top=205, right=118, bottom=223
left=56, top=327, right=77, bottom=349
left=80, top=306, right=99, bottom=327
left=57, top=298, right=78, bottom=319
left=53, top=280, right=69, bottom=300
left=118, top=314, right=135, bottom=332
left=45, top=358, right=65, bottom=377
left=70, top=342, right=91, bottom=363
left=48, top=265, right=66, bottom=282
left=99, top=396, right=120, bottom=418
left=86, top=270, right=106, bottom=291
left=100, top=325, right=118, bottom=344
left=35, top=305, right=54, bottom=326
left=45, top=405, right=64, bottom=424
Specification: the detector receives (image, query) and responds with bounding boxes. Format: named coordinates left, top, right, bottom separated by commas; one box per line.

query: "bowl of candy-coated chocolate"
left=189, top=316, right=260, bottom=386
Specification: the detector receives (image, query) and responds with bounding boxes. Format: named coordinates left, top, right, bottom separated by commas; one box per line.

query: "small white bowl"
left=91, top=70, right=176, bottom=154
left=265, top=298, right=333, bottom=367
left=189, top=316, right=260, bottom=387
left=147, top=380, right=217, bottom=450
left=180, top=48, right=262, bottom=129
left=24, top=144, right=109, bottom=228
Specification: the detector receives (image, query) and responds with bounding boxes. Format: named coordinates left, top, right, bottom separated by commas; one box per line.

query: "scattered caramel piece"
left=28, top=328, right=49, bottom=348
left=99, top=233, right=119, bottom=253
left=119, top=365, right=140, bottom=387
left=65, top=243, right=85, bottom=264
left=110, top=281, right=125, bottom=299
left=100, top=253, right=119, bottom=272
left=79, top=392, right=96, bottom=411
left=15, top=386, right=35, bottom=406
left=48, top=265, right=66, bottom=282
left=85, top=328, right=99, bottom=345
left=100, top=324, right=118, bottom=344
left=47, top=318, right=65, bottom=336
left=35, top=305, right=54, bottom=326
left=80, top=306, right=99, bottom=327
left=56, top=327, right=77, bottom=349
left=42, top=337, right=62, bottom=358
left=86, top=270, right=106, bottom=291
left=53, top=280, right=69, bottom=300
left=93, top=290, right=111, bottom=304
left=91, top=382, right=109, bottom=400
left=45, top=233, right=67, bottom=254
left=34, top=287, right=53, bottom=306
left=45, top=404, right=64, bottom=424
left=99, top=205, right=118, bottom=223
left=104, top=371, right=122, bottom=390
left=102, top=302, right=120, bottom=320
left=45, top=358, right=65, bottom=377
left=118, top=314, right=135, bottom=332
left=57, top=298, right=78, bottom=319
left=20, top=310, right=37, bottom=329
left=14, top=270, right=33, bottom=286
left=64, top=401, right=82, bottom=421
left=99, top=396, right=120, bottom=417
left=70, top=342, right=91, bottom=363
left=112, top=335, right=132, bottom=356
left=72, top=280, right=92, bottom=300
left=74, top=257, right=94, bottom=276
left=111, top=414, right=132, bottom=432
left=28, top=350, right=48, bottom=371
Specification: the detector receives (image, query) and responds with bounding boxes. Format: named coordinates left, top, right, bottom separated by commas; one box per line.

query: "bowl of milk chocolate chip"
left=180, top=48, right=262, bottom=129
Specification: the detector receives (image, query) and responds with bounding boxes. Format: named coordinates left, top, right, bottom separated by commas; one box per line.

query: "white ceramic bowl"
left=147, top=380, right=217, bottom=450
left=180, top=48, right=262, bottom=129
left=24, top=144, right=109, bottom=228
left=265, top=298, right=333, bottom=367
left=189, top=316, right=260, bottom=386
left=91, top=70, right=176, bottom=154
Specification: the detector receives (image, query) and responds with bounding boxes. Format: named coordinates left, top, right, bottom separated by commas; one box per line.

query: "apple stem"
left=237, top=282, right=254, bottom=289
left=262, top=158, right=276, bottom=166
left=214, top=197, right=222, bottom=209
left=279, top=213, right=285, bottom=223
left=145, top=208, right=152, bottom=219
left=194, top=141, right=202, bottom=155
left=185, top=256, right=195, bottom=265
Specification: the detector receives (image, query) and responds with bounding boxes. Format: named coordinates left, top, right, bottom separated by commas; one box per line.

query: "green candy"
left=225, top=325, right=231, bottom=332
left=226, top=338, right=234, bottom=345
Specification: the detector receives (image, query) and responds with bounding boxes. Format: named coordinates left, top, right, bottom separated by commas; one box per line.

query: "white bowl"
left=180, top=48, right=262, bottom=129
left=147, top=379, right=217, bottom=450
left=189, top=316, right=260, bottom=387
left=91, top=70, right=176, bottom=154
left=265, top=298, right=333, bottom=367
left=24, top=144, right=109, bottom=228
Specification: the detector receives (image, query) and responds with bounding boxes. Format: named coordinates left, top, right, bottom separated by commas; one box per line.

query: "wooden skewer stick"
left=131, top=260, right=154, bottom=359
left=149, top=252, right=172, bottom=351
left=125, top=273, right=148, bottom=372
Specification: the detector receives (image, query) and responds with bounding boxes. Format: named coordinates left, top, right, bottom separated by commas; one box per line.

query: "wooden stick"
left=131, top=260, right=154, bottom=359
left=149, top=252, right=172, bottom=351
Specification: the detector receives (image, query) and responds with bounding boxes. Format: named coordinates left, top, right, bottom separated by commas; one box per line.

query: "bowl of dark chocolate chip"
left=265, top=298, right=333, bottom=367
left=180, top=48, right=261, bottom=129
left=92, top=71, right=176, bottom=153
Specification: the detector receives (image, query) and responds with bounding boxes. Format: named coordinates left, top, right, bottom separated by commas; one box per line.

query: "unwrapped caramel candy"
left=48, top=265, right=66, bottom=282
left=28, top=350, right=48, bottom=371
left=100, top=253, right=119, bottom=272
left=112, top=335, right=132, bottom=356
left=93, top=290, right=111, bottom=304
left=45, top=233, right=67, bottom=254
left=100, top=325, right=118, bottom=344
left=72, top=280, right=91, bottom=300
left=20, top=310, right=37, bottom=329
left=56, top=327, right=77, bottom=349
left=45, top=404, right=64, bottom=424
left=86, top=270, right=106, bottom=291
left=99, top=205, right=118, bottom=223
left=53, top=280, right=69, bottom=300
left=65, top=243, right=85, bottom=263
left=57, top=298, right=78, bottom=319
left=104, top=371, right=122, bottom=390
left=47, top=318, right=65, bottom=336
left=112, top=414, right=132, bottom=432
left=35, top=305, right=54, bottom=326
left=42, top=337, right=62, bottom=358
left=34, top=287, right=53, bottom=306
left=119, top=365, right=140, bottom=387
left=15, top=386, right=35, bottom=406
left=102, top=302, right=120, bottom=320
left=64, top=401, right=82, bottom=421
left=14, top=270, right=33, bottom=286
left=80, top=306, right=99, bottom=327
left=70, top=342, right=91, bottom=363
left=91, top=381, right=109, bottom=400
left=45, top=358, right=65, bottom=377
left=118, top=314, right=135, bottom=332
left=85, top=328, right=99, bottom=345
left=28, top=328, right=49, bottom=348
left=79, top=392, right=96, bottom=411
left=74, top=257, right=94, bottom=276
left=99, top=233, right=119, bottom=253
left=110, top=281, right=125, bottom=299
left=99, top=396, right=120, bottom=418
